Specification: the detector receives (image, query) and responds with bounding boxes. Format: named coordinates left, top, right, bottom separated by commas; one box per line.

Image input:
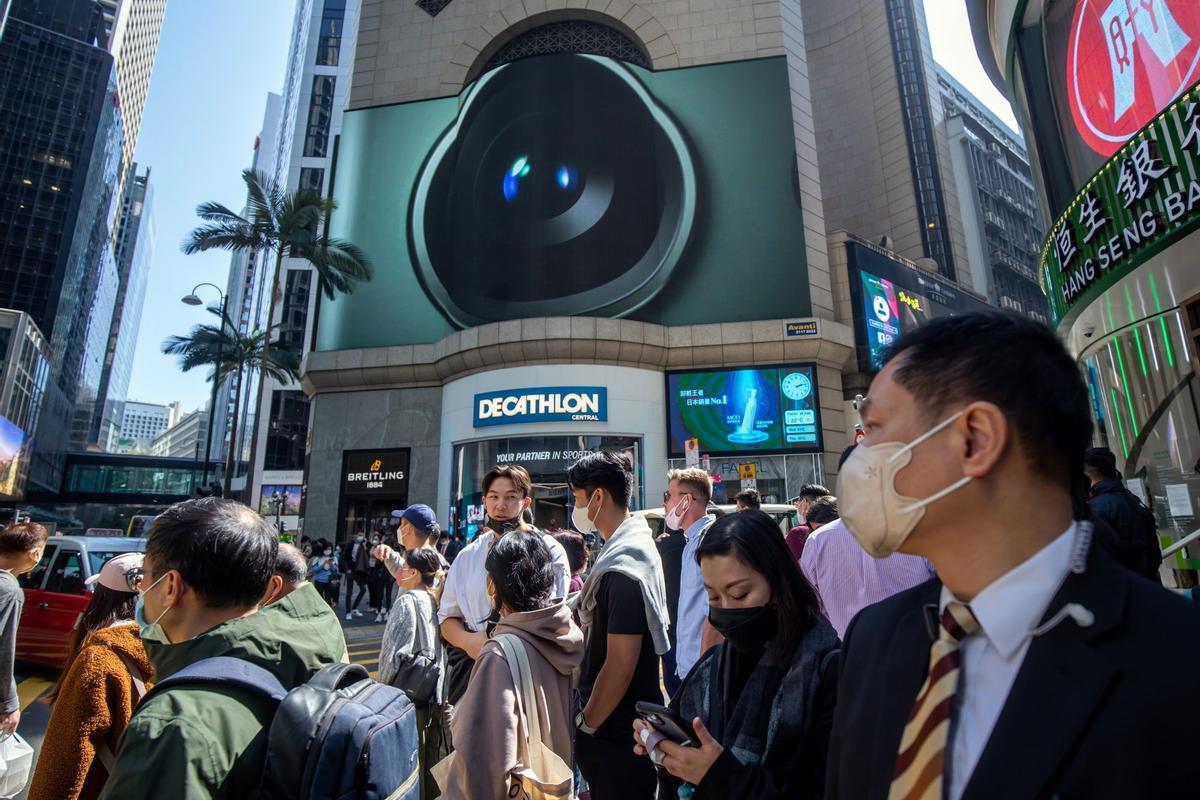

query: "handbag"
left=387, top=593, right=443, bottom=705
left=431, top=634, right=573, bottom=800
left=0, top=733, right=34, bottom=799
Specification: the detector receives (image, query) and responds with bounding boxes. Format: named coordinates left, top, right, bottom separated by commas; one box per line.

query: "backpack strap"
left=137, top=656, right=288, bottom=713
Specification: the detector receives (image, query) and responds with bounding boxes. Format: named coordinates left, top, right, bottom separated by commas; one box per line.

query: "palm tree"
left=182, top=168, right=372, bottom=498
left=162, top=304, right=301, bottom=495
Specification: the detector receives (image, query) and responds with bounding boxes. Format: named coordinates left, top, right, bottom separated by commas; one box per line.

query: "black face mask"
left=708, top=605, right=777, bottom=653
left=486, top=515, right=522, bottom=534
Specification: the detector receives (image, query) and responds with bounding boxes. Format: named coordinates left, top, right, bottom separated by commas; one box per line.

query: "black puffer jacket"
left=1088, top=478, right=1161, bottom=580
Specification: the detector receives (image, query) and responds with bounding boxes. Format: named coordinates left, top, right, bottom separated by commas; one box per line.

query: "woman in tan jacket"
left=28, top=553, right=151, bottom=800
left=443, top=531, right=584, bottom=799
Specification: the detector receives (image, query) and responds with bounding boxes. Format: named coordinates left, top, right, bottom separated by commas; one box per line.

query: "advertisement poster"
left=259, top=485, right=302, bottom=516
left=0, top=416, right=26, bottom=501
left=667, top=364, right=821, bottom=457
left=861, top=271, right=902, bottom=370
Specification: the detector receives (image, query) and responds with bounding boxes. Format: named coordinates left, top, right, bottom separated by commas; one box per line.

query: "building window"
left=265, top=390, right=310, bottom=471
left=482, top=21, right=651, bottom=75
left=298, top=167, right=324, bottom=194
left=279, top=269, right=312, bottom=357
left=302, top=75, right=336, bottom=158
left=316, top=0, right=345, bottom=66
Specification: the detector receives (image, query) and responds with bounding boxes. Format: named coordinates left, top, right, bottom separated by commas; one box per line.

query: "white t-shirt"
left=437, top=529, right=571, bottom=630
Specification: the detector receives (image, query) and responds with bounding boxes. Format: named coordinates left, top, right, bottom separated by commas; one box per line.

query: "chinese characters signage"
left=1042, top=80, right=1200, bottom=324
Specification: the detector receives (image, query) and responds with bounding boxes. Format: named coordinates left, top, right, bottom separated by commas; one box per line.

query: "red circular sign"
left=1067, top=0, right=1200, bottom=156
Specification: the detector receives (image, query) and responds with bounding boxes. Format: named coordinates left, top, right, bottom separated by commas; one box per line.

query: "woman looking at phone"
left=632, top=510, right=839, bottom=797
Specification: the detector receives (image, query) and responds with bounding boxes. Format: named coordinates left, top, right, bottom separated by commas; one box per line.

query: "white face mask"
left=572, top=491, right=600, bottom=534
left=837, top=412, right=972, bottom=558
left=664, top=496, right=691, bottom=530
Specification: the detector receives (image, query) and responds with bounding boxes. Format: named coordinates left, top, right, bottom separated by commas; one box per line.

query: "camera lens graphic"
left=410, top=54, right=696, bottom=327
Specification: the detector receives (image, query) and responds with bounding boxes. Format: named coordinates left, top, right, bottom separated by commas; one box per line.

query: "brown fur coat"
left=27, top=622, right=152, bottom=800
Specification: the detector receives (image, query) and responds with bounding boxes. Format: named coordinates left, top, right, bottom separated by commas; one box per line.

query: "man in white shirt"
left=827, top=312, right=1200, bottom=800
left=438, top=464, right=570, bottom=701
left=667, top=468, right=717, bottom=684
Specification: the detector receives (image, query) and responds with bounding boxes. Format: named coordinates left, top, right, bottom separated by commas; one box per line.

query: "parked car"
left=634, top=503, right=800, bottom=537
left=15, top=535, right=147, bottom=668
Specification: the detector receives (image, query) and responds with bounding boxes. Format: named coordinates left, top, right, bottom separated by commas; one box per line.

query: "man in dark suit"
left=828, top=312, right=1200, bottom=799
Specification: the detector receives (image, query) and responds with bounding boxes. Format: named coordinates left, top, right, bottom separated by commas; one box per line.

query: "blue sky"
left=127, top=0, right=1017, bottom=412
left=126, top=0, right=293, bottom=409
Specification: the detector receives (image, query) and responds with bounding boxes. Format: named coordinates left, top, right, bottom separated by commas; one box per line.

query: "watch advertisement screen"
left=666, top=364, right=821, bottom=457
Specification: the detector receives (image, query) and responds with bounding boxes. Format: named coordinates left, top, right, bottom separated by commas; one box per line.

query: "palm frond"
left=182, top=221, right=267, bottom=255
left=194, top=201, right=249, bottom=224
left=243, top=168, right=279, bottom=232
left=306, top=238, right=374, bottom=299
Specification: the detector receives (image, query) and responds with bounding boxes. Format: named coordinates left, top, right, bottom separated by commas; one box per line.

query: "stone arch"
left=439, top=1, right=678, bottom=95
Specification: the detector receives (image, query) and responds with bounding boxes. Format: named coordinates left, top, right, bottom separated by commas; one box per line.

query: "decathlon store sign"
left=473, top=387, right=608, bottom=428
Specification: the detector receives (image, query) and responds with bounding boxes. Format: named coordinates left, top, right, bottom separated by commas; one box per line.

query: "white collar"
left=939, top=522, right=1076, bottom=660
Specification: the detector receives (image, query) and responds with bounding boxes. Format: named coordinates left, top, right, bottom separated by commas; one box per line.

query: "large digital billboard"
left=1018, top=0, right=1200, bottom=210
left=847, top=241, right=992, bottom=373
left=320, top=54, right=814, bottom=350
left=0, top=415, right=27, bottom=501
left=666, top=364, right=821, bottom=458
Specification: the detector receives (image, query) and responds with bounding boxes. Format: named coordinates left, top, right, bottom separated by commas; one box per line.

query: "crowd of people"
left=1, top=311, right=1200, bottom=799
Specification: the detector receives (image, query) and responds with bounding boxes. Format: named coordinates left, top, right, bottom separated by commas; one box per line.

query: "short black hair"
left=274, top=542, right=308, bottom=585
left=485, top=531, right=555, bottom=613
left=882, top=311, right=1091, bottom=490
left=734, top=489, right=761, bottom=509
left=1084, top=447, right=1118, bottom=479
left=146, top=498, right=278, bottom=609
left=553, top=530, right=587, bottom=574
left=0, top=522, right=48, bottom=555
left=696, top=510, right=822, bottom=653
left=568, top=451, right=635, bottom=509
left=805, top=496, right=839, bottom=527
left=795, top=484, right=829, bottom=502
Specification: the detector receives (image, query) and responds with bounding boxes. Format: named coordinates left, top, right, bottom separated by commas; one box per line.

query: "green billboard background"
left=318, top=55, right=811, bottom=350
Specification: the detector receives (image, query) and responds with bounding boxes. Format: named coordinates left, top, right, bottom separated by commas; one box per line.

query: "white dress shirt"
left=941, top=523, right=1076, bottom=800
left=437, top=529, right=571, bottom=630
left=674, top=514, right=716, bottom=679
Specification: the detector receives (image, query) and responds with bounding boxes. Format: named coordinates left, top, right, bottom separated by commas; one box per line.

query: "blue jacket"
left=309, top=555, right=340, bottom=584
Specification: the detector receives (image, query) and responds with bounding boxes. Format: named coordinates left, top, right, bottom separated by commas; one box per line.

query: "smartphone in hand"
left=634, top=702, right=698, bottom=747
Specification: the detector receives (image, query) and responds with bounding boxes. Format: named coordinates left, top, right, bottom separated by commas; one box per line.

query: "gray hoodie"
left=442, top=602, right=584, bottom=800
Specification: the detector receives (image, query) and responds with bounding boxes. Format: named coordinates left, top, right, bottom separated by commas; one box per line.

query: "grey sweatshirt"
left=0, top=570, right=23, bottom=714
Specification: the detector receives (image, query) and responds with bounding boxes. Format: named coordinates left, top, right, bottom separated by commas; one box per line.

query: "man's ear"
left=261, top=574, right=283, bottom=606
left=960, top=401, right=1008, bottom=479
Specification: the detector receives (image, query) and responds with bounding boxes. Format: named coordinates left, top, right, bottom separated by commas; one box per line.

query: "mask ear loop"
left=885, top=411, right=965, bottom=465
left=897, top=476, right=973, bottom=515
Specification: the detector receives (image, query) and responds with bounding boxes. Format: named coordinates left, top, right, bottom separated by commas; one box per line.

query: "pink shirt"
left=799, top=518, right=936, bottom=639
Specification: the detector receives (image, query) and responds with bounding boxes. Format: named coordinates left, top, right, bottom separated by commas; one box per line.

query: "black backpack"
left=138, top=658, right=421, bottom=800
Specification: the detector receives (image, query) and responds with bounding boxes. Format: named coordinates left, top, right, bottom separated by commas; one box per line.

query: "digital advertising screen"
left=1019, top=0, right=1200, bottom=211
left=0, top=415, right=26, bottom=501
left=666, top=364, right=822, bottom=458
left=848, top=241, right=992, bottom=373
left=320, top=54, right=815, bottom=349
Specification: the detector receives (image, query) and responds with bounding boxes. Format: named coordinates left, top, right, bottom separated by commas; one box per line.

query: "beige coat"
left=443, top=602, right=583, bottom=800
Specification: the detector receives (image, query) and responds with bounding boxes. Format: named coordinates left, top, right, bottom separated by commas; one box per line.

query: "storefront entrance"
left=450, top=435, right=643, bottom=540
left=336, top=448, right=410, bottom=544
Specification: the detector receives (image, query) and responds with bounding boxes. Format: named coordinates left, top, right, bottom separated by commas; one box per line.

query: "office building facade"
left=116, top=398, right=175, bottom=453
left=150, top=407, right=207, bottom=459
left=937, top=67, right=1048, bottom=324
left=92, top=164, right=153, bottom=450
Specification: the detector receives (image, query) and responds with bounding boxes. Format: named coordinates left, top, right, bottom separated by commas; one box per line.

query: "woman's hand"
left=651, top=717, right=724, bottom=786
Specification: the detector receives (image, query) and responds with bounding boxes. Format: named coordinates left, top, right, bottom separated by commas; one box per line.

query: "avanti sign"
left=1043, top=79, right=1200, bottom=325
left=473, top=386, right=608, bottom=428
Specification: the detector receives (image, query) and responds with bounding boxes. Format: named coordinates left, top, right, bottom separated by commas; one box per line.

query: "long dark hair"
left=696, top=510, right=822, bottom=653
left=46, top=584, right=138, bottom=703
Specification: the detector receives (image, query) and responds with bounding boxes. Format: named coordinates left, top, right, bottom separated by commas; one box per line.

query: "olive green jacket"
left=97, top=584, right=347, bottom=800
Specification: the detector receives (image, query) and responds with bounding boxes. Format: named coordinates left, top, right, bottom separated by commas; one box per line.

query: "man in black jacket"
left=828, top=312, right=1200, bottom=799
left=1084, top=447, right=1162, bottom=580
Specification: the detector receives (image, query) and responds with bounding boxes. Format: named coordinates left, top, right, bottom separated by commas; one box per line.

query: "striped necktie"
left=889, top=601, right=980, bottom=800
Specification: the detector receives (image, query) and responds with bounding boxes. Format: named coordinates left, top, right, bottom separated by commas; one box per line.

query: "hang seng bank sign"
left=1043, top=80, right=1200, bottom=325
left=473, top=387, right=608, bottom=428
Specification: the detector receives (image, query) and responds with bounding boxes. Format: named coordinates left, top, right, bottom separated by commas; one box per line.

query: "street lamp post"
left=182, top=283, right=228, bottom=492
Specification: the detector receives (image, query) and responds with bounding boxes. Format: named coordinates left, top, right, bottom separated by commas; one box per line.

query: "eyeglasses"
left=123, top=567, right=145, bottom=593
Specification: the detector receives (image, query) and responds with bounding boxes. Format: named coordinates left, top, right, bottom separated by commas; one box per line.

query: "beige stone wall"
left=352, top=0, right=802, bottom=108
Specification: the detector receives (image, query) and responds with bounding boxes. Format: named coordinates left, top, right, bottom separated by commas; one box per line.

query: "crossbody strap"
left=494, top=634, right=544, bottom=754
left=96, top=651, right=151, bottom=773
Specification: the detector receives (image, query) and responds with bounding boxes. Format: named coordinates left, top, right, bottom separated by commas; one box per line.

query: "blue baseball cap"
left=391, top=504, right=438, bottom=532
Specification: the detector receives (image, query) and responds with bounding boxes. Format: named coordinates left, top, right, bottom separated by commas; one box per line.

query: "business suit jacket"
left=827, top=543, right=1200, bottom=799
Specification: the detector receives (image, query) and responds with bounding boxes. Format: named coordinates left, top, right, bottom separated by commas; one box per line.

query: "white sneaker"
left=375, top=613, right=383, bottom=623
left=353, top=609, right=363, bottom=618
left=345, top=613, right=353, bottom=621
left=382, top=609, right=389, bottom=619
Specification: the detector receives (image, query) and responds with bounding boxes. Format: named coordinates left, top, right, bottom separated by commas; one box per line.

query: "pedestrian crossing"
left=344, top=627, right=384, bottom=680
